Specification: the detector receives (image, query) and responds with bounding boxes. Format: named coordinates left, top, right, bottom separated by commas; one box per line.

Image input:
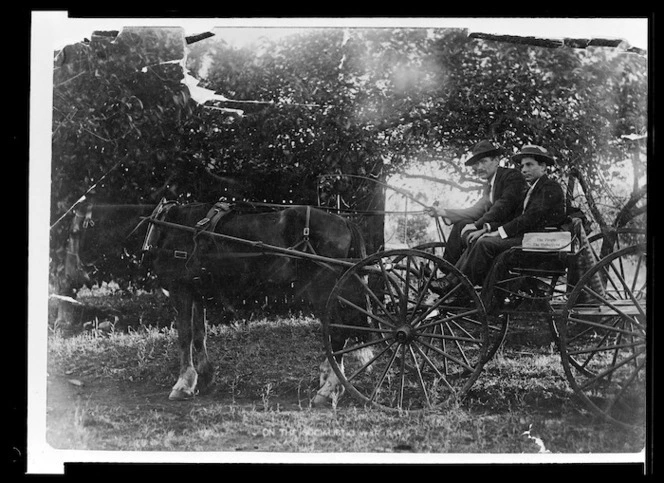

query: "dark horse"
left=142, top=200, right=366, bottom=403
left=52, top=201, right=158, bottom=328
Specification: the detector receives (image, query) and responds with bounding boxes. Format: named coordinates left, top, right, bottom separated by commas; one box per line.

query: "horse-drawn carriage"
left=139, top=194, right=646, bottom=429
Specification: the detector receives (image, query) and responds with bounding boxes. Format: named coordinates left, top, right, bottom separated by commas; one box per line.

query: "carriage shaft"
left=142, top=216, right=360, bottom=269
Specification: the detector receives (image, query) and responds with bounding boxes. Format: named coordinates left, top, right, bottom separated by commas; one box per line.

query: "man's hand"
left=425, top=206, right=446, bottom=218
left=466, top=228, right=486, bottom=245
left=478, top=230, right=501, bottom=241
left=460, top=223, right=477, bottom=236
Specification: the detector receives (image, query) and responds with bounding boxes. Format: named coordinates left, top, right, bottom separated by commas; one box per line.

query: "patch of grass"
left=467, top=350, right=572, bottom=413
left=49, top=324, right=179, bottom=387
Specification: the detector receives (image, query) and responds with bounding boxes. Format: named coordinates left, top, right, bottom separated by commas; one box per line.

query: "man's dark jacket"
left=444, top=167, right=527, bottom=229
left=486, top=174, right=566, bottom=237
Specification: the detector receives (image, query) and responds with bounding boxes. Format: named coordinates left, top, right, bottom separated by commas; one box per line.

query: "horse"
left=142, top=199, right=367, bottom=404
left=52, top=201, right=159, bottom=329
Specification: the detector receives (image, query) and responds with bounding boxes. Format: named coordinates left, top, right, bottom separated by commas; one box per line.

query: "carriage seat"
left=481, top=218, right=593, bottom=312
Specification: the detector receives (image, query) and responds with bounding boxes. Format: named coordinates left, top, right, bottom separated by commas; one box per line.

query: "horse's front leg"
left=169, top=283, right=201, bottom=400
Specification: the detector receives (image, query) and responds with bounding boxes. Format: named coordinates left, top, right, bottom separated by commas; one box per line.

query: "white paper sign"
left=522, top=232, right=571, bottom=252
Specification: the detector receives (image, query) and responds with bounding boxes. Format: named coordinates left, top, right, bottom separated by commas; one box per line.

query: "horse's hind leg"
left=169, top=284, right=199, bottom=400
left=193, top=307, right=214, bottom=394
left=313, top=328, right=346, bottom=407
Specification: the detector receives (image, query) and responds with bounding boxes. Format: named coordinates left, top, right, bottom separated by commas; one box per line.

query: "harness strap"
left=195, top=200, right=231, bottom=234
left=303, top=205, right=311, bottom=240
left=142, top=198, right=178, bottom=252
left=289, top=206, right=317, bottom=255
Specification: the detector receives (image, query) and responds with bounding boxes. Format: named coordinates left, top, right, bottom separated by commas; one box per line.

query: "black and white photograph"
left=27, top=13, right=650, bottom=473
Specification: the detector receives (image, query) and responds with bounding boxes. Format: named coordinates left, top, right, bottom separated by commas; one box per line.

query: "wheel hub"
left=395, top=324, right=416, bottom=343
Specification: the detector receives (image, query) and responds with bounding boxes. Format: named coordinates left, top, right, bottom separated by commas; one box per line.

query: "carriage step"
left=568, top=299, right=644, bottom=316
left=548, top=298, right=644, bottom=316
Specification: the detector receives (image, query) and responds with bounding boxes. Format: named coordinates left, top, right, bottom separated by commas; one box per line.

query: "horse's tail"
left=345, top=219, right=367, bottom=259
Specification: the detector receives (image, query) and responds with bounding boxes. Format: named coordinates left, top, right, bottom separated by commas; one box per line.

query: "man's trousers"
left=455, top=234, right=523, bottom=286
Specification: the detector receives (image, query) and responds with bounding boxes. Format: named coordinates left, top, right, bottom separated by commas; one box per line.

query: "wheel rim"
left=560, top=244, right=647, bottom=427
left=323, top=249, right=488, bottom=411
left=412, top=241, right=446, bottom=258
left=587, top=228, right=646, bottom=261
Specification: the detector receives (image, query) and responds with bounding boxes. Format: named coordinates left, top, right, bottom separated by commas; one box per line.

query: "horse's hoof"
left=311, top=394, right=332, bottom=408
left=169, top=388, right=195, bottom=401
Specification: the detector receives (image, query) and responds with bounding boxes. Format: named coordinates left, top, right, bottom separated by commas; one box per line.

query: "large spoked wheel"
left=559, top=244, right=647, bottom=427
left=323, top=249, right=488, bottom=412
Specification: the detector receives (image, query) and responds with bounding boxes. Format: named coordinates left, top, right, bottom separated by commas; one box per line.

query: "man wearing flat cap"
left=451, top=144, right=567, bottom=286
left=428, top=140, right=527, bottom=264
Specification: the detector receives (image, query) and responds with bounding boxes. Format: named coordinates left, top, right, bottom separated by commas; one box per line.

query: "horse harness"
left=146, top=199, right=319, bottom=261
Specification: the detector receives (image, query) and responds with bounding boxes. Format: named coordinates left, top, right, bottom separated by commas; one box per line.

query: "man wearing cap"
left=427, top=140, right=527, bottom=264
left=452, top=144, right=567, bottom=286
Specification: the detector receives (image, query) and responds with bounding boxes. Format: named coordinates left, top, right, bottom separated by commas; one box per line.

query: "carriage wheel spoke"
left=444, top=321, right=474, bottom=369
left=577, top=349, right=646, bottom=392
left=416, top=308, right=480, bottom=332
left=401, top=256, right=412, bottom=317
left=416, top=331, right=482, bottom=344
left=568, top=339, right=645, bottom=358
left=416, top=338, right=476, bottom=373
left=411, top=283, right=467, bottom=327
left=330, top=334, right=393, bottom=358
left=350, top=273, right=399, bottom=327
left=397, top=343, right=407, bottom=408
left=336, top=295, right=397, bottom=329
left=603, top=255, right=647, bottom=319
left=345, top=339, right=398, bottom=382
left=377, top=257, right=404, bottom=305
left=368, top=345, right=401, bottom=404
left=408, top=344, right=431, bottom=408
left=328, top=322, right=392, bottom=335
left=631, top=254, right=644, bottom=294
left=576, top=286, right=644, bottom=330
left=412, top=261, right=440, bottom=315
left=603, top=359, right=647, bottom=414
left=413, top=341, right=455, bottom=392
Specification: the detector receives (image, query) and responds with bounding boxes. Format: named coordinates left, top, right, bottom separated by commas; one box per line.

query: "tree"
left=50, top=27, right=198, bottom=289
left=50, top=26, right=647, bottom=290
left=395, top=214, right=430, bottom=246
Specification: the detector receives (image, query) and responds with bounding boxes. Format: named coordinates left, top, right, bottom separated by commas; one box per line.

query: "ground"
left=41, top=295, right=647, bottom=457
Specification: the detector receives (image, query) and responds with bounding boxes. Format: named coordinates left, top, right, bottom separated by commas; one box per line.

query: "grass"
left=45, top=291, right=647, bottom=455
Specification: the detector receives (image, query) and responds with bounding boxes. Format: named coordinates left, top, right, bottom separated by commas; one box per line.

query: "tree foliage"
left=50, top=26, right=648, bottom=286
